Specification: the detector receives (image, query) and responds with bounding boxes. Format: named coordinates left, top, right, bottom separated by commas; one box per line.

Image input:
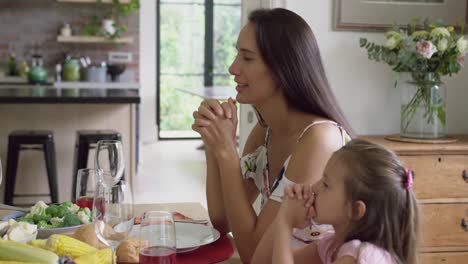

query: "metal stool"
left=4, top=130, right=58, bottom=205
left=72, top=130, right=122, bottom=201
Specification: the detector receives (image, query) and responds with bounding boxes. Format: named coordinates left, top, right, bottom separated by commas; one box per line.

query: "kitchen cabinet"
left=362, top=135, right=468, bottom=264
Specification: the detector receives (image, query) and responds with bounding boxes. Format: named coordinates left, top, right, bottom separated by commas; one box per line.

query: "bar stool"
left=4, top=130, right=58, bottom=205
left=72, top=130, right=122, bottom=201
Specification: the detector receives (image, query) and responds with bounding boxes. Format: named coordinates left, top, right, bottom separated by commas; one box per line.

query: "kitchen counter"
left=0, top=86, right=140, bottom=104
left=0, top=85, right=140, bottom=204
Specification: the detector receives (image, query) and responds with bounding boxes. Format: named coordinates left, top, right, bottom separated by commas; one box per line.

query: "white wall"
left=285, top=0, right=468, bottom=135
left=139, top=0, right=158, bottom=144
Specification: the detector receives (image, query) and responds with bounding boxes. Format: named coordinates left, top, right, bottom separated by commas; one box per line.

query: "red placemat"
left=176, top=235, right=234, bottom=264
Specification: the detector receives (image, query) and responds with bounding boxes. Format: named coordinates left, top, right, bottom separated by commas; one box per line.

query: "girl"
left=192, top=8, right=352, bottom=262
left=269, top=139, right=420, bottom=264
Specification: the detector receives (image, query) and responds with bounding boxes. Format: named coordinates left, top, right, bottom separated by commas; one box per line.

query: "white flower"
left=430, top=27, right=451, bottom=38
left=385, top=31, right=400, bottom=39
left=412, top=30, right=429, bottom=38
left=437, top=38, right=448, bottom=52
left=385, top=36, right=400, bottom=50
left=416, top=40, right=437, bottom=59
left=456, top=37, right=468, bottom=56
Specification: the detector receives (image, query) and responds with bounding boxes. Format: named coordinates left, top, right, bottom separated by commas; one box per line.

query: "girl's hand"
left=277, top=195, right=312, bottom=229
left=284, top=184, right=316, bottom=220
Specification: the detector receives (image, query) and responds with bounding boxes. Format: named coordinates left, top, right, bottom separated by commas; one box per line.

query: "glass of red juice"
left=139, top=211, right=177, bottom=264
left=75, top=168, right=100, bottom=210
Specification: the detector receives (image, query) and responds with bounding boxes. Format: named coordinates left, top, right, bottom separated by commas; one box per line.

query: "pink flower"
left=416, top=40, right=437, bottom=59
left=457, top=56, right=465, bottom=67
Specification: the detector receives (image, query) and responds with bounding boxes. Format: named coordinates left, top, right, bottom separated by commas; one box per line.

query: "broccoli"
left=33, top=212, right=51, bottom=224
left=45, top=205, right=59, bottom=217
left=55, top=206, right=69, bottom=218
left=50, top=217, right=65, bottom=228
left=63, top=214, right=81, bottom=227
left=37, top=220, right=49, bottom=229
left=61, top=201, right=73, bottom=207
left=17, top=217, right=34, bottom=224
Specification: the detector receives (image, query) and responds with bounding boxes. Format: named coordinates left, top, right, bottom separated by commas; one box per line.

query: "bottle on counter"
left=55, top=64, right=62, bottom=82
left=19, top=60, right=30, bottom=78
left=8, top=53, right=18, bottom=76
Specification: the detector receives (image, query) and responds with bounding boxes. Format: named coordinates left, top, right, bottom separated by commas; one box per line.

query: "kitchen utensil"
left=107, top=64, right=126, bottom=82
left=28, top=55, right=47, bottom=85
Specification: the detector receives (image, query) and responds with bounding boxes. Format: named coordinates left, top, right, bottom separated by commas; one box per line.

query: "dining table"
left=0, top=202, right=242, bottom=264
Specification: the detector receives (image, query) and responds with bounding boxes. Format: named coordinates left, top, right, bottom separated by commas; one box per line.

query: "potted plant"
left=360, top=19, right=468, bottom=139
left=82, top=0, right=140, bottom=40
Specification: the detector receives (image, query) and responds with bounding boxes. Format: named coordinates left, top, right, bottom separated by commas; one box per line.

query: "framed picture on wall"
left=334, top=0, right=468, bottom=32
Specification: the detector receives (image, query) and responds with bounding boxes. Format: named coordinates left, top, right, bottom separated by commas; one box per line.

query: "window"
left=157, top=0, right=241, bottom=139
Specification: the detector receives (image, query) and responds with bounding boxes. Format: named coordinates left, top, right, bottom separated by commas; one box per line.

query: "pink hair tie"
left=405, top=168, right=413, bottom=189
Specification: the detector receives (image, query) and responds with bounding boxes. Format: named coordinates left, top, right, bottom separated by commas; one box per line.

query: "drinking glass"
left=75, top=168, right=100, bottom=210
left=139, top=211, right=177, bottom=264
left=95, top=140, right=124, bottom=187
left=93, top=180, right=134, bottom=264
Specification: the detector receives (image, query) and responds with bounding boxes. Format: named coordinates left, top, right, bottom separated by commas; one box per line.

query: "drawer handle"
left=461, top=218, right=468, bottom=232
left=463, top=170, right=468, bottom=183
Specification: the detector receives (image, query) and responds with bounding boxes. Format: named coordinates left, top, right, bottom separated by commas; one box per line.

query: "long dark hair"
left=337, top=139, right=420, bottom=264
left=248, top=8, right=353, bottom=136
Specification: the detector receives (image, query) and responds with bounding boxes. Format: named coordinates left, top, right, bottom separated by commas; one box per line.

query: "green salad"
left=17, top=201, right=92, bottom=229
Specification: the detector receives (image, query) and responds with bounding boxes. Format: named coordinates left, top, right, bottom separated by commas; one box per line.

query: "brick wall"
left=0, top=0, right=139, bottom=81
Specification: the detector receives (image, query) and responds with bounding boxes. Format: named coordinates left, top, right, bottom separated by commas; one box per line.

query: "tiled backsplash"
left=0, top=0, right=139, bottom=81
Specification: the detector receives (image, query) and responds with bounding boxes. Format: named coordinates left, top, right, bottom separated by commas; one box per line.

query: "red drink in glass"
left=139, top=246, right=176, bottom=264
left=76, top=196, right=94, bottom=210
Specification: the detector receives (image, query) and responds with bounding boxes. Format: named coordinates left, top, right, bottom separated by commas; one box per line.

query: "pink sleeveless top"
left=318, top=234, right=396, bottom=264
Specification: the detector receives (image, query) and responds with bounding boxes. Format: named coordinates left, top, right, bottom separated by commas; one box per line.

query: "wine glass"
left=95, top=140, right=124, bottom=187
left=93, top=180, right=134, bottom=264
left=75, top=168, right=99, bottom=210
left=139, top=211, right=177, bottom=264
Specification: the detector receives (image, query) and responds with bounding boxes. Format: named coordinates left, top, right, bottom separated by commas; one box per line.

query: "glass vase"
left=399, top=72, right=446, bottom=139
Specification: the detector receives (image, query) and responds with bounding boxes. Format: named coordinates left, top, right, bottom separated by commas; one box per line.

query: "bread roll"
left=69, top=224, right=109, bottom=249
left=116, top=237, right=150, bottom=263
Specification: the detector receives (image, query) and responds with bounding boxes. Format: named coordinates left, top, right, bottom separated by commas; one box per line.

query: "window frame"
left=156, top=0, right=240, bottom=140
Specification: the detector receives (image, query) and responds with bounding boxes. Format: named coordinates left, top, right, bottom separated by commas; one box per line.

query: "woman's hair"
left=336, top=139, right=420, bottom=264
left=248, top=8, right=353, bottom=136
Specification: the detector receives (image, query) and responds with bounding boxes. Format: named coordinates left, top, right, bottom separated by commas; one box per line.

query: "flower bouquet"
left=360, top=19, right=468, bottom=139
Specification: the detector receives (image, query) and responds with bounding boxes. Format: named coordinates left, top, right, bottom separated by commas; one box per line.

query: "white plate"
left=130, top=222, right=221, bottom=251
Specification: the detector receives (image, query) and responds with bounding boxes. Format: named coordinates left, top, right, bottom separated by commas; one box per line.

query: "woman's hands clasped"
left=192, top=98, right=238, bottom=156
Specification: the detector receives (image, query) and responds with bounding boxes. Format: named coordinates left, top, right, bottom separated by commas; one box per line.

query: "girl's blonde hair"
left=336, top=139, right=420, bottom=264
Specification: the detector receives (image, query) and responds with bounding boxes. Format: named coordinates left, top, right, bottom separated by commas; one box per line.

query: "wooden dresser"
left=363, top=135, right=468, bottom=264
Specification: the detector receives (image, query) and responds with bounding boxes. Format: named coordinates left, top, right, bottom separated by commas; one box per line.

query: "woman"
left=192, top=8, right=353, bottom=263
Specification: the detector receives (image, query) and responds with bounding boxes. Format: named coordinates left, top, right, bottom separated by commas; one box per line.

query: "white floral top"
left=240, top=120, right=351, bottom=210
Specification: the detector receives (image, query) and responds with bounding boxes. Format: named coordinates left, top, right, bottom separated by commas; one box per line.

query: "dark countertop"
left=0, top=86, right=140, bottom=104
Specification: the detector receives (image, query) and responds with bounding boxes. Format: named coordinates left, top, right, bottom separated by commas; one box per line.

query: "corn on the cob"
left=0, top=260, right=41, bottom=264
left=75, top=248, right=113, bottom=264
left=0, top=239, right=58, bottom=264
left=45, top=234, right=97, bottom=259
left=28, top=239, right=47, bottom=249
